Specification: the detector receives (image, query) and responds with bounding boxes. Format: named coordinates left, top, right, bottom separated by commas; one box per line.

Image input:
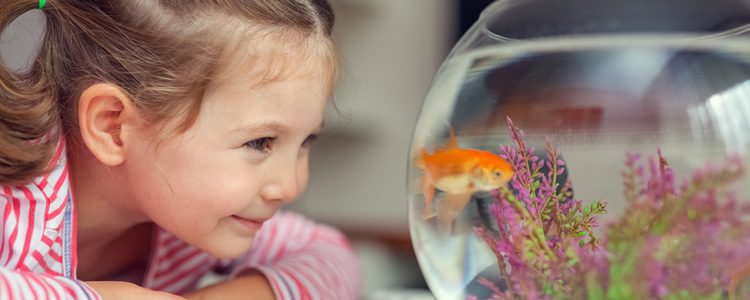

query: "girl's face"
left=123, top=58, right=328, bottom=258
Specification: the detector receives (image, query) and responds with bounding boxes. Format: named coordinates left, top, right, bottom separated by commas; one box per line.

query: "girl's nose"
left=260, top=155, right=307, bottom=204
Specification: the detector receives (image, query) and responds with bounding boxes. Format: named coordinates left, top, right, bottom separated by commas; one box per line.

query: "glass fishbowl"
left=407, top=0, right=750, bottom=299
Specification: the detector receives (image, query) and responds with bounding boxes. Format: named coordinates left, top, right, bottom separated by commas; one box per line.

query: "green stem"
left=501, top=187, right=557, bottom=261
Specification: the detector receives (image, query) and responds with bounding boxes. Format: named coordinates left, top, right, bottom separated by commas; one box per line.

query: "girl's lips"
left=231, top=215, right=265, bottom=231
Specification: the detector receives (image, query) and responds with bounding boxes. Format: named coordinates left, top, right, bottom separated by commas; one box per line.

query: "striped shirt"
left=1, top=143, right=361, bottom=299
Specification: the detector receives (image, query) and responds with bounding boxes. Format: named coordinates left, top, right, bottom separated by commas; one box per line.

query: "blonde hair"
left=0, top=0, right=337, bottom=184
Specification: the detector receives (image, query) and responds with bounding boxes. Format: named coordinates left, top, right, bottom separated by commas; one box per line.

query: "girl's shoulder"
left=1, top=140, right=72, bottom=276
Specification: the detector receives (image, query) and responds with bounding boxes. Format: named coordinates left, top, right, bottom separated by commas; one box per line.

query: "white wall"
left=1, top=10, right=44, bottom=72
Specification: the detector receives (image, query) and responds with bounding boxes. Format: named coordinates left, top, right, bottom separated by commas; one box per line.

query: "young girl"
left=0, top=0, right=360, bottom=299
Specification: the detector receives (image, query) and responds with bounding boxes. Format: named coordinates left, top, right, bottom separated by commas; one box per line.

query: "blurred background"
left=288, top=0, right=495, bottom=298
left=1, top=1, right=496, bottom=299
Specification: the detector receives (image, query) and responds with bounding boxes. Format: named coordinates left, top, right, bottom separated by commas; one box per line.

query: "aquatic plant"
left=474, top=116, right=750, bottom=300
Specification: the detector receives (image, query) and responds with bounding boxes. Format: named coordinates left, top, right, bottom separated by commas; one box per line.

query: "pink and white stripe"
left=139, top=211, right=361, bottom=299
left=1, top=142, right=99, bottom=299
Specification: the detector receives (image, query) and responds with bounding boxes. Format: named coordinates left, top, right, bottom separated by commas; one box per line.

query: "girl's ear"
left=78, top=83, right=140, bottom=166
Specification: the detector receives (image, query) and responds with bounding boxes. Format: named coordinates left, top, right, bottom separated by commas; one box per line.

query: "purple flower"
left=472, top=117, right=750, bottom=300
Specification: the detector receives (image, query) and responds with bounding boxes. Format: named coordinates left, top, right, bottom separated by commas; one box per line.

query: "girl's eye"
left=244, top=137, right=275, bottom=153
left=302, top=134, right=319, bottom=148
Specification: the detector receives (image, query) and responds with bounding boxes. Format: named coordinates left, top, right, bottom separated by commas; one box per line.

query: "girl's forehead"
left=213, top=32, right=338, bottom=95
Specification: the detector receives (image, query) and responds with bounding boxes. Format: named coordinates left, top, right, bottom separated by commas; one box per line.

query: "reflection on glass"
left=407, top=0, right=750, bottom=299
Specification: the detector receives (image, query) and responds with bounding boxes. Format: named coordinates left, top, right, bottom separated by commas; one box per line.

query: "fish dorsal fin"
left=446, top=125, right=459, bottom=149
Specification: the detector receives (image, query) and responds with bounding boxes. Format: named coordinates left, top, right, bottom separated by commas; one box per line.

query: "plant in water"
left=472, top=116, right=750, bottom=300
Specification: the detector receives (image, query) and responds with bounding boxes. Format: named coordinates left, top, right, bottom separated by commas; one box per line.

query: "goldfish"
left=416, top=127, right=514, bottom=229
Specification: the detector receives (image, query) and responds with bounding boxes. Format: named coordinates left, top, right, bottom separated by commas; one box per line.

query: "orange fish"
left=416, top=127, right=514, bottom=229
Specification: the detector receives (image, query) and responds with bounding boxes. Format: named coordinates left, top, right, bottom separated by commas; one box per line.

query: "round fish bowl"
left=407, top=0, right=750, bottom=299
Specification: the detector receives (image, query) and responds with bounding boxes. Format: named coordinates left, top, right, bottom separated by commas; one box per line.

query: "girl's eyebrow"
left=230, top=120, right=325, bottom=135
left=230, top=121, right=290, bottom=135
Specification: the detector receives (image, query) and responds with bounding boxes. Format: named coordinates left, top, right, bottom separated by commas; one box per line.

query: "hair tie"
left=38, top=0, right=46, bottom=9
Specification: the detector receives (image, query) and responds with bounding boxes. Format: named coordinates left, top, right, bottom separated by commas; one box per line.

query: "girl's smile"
left=230, top=215, right=266, bottom=232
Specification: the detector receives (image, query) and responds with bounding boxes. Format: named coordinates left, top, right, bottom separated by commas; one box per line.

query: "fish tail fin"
left=437, top=192, right=472, bottom=233
left=446, top=123, right=459, bottom=149
left=419, top=175, right=437, bottom=220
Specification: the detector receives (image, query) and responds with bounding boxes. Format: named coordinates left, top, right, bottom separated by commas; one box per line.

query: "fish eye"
left=495, top=171, right=502, bottom=177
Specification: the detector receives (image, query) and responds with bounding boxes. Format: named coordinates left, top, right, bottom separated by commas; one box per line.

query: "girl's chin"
left=203, top=238, right=255, bottom=259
